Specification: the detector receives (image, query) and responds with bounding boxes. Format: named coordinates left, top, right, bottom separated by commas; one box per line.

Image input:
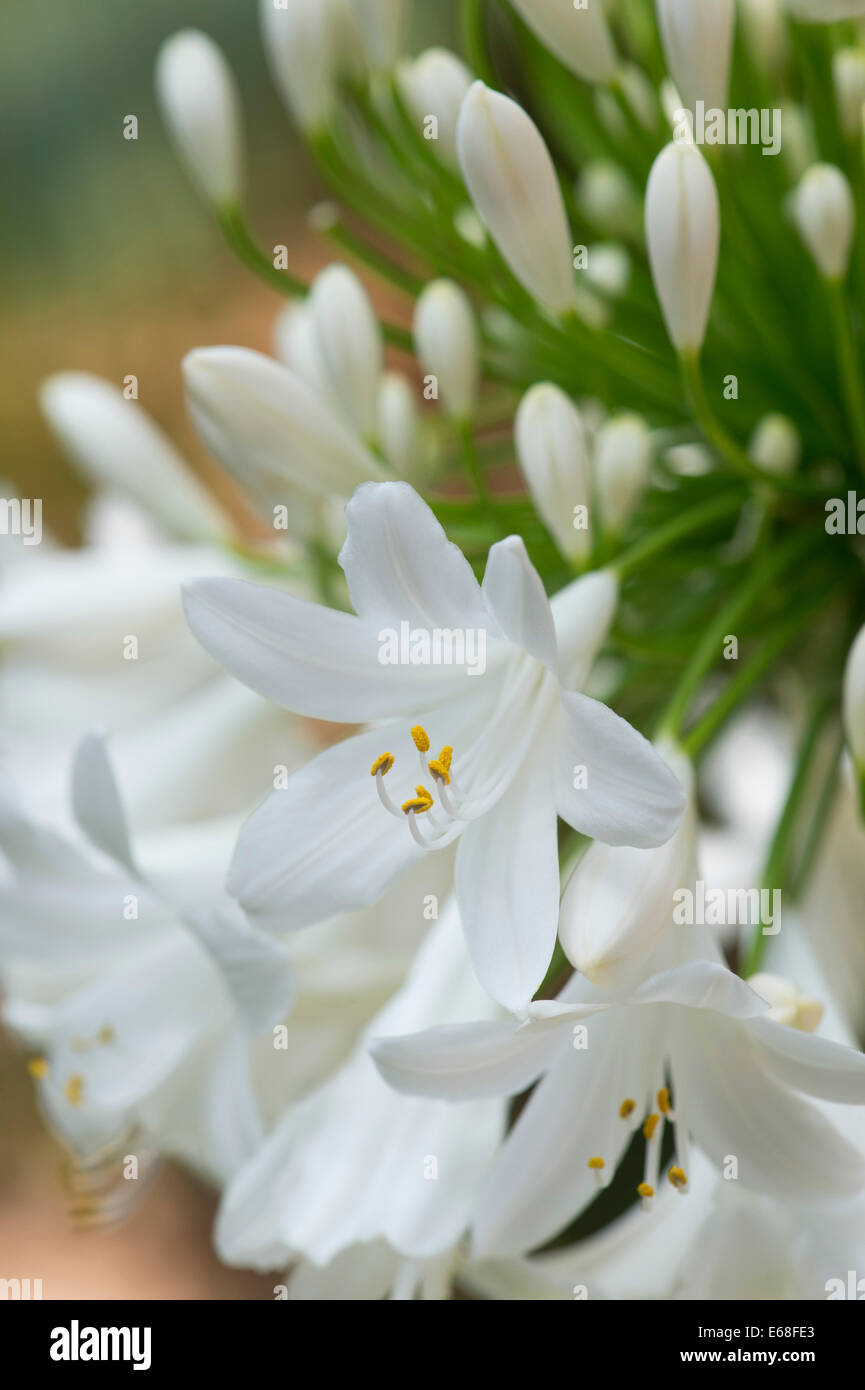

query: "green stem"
left=220, top=205, right=307, bottom=297
left=825, top=278, right=865, bottom=479
left=789, top=727, right=844, bottom=901
left=322, top=218, right=425, bottom=297
left=613, top=491, right=745, bottom=582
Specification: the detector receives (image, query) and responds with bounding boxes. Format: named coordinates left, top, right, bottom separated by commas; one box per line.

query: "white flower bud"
left=457, top=82, right=575, bottom=316
left=514, top=384, right=592, bottom=566
left=182, top=347, right=383, bottom=518
left=843, top=623, right=865, bottom=773
left=273, top=302, right=339, bottom=409
left=355, top=0, right=405, bottom=70
left=413, top=279, right=479, bottom=422
left=377, top=371, right=421, bottom=477
left=748, top=413, right=801, bottom=475
left=40, top=373, right=231, bottom=542
left=781, top=104, right=818, bottom=183
left=309, top=263, right=383, bottom=441
left=646, top=142, right=720, bottom=354
left=594, top=413, right=653, bottom=536
left=576, top=161, right=642, bottom=240
left=792, top=163, right=855, bottom=282
left=833, top=48, right=865, bottom=138
left=507, top=0, right=618, bottom=85
left=746, top=974, right=824, bottom=1032
left=155, top=31, right=243, bottom=210
left=396, top=47, right=473, bottom=171
left=656, top=0, right=736, bottom=113
left=584, top=243, right=632, bottom=298
left=259, top=0, right=340, bottom=134
left=739, top=0, right=789, bottom=76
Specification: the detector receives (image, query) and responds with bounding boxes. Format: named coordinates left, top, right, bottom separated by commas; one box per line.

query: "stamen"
left=642, top=1113, right=660, bottom=1141
left=97, top=1026, right=115, bottom=1046
left=657, top=1087, right=673, bottom=1116
left=401, top=786, right=434, bottom=816
left=28, top=1057, right=49, bottom=1080
left=619, top=1098, right=636, bottom=1119
left=370, top=752, right=395, bottom=777
left=437, top=746, right=453, bottom=771
left=637, top=1182, right=654, bottom=1212
left=64, top=1075, right=85, bottom=1107
left=668, top=1166, right=688, bottom=1193
left=428, top=758, right=451, bottom=785
left=410, top=726, right=430, bottom=753
left=587, top=1156, right=607, bottom=1189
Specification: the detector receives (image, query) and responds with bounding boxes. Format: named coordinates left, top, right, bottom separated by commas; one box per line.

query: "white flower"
left=739, top=0, right=789, bottom=77
left=377, top=371, right=424, bottom=480
left=748, top=413, right=802, bottom=475
left=594, top=413, right=653, bottom=536
left=309, top=263, right=384, bottom=441
left=40, top=372, right=231, bottom=543
left=792, top=163, right=855, bottom=282
left=843, top=623, right=865, bottom=771
left=413, top=280, right=479, bottom=422
left=506, top=0, right=618, bottom=86
left=155, top=30, right=243, bottom=210
left=259, top=0, right=341, bottom=134
left=656, top=0, right=736, bottom=113
left=182, top=346, right=384, bottom=529
left=373, top=927, right=865, bottom=1256
left=396, top=48, right=473, bottom=171
left=576, top=161, right=642, bottom=240
left=457, top=82, right=576, bottom=316
left=646, top=142, right=720, bottom=354
left=215, top=902, right=503, bottom=1290
left=514, top=384, right=592, bottom=566
left=183, top=481, right=684, bottom=1012
left=833, top=48, right=865, bottom=138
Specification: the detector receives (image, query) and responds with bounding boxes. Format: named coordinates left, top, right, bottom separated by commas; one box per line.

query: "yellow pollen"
left=28, top=1057, right=49, bottom=1080
left=642, top=1113, right=660, bottom=1141
left=410, top=726, right=430, bottom=753
left=370, top=752, right=395, bottom=777
left=657, top=1087, right=672, bottom=1115
left=64, top=1075, right=85, bottom=1107
left=619, top=1098, right=636, bottom=1119
left=587, top=1157, right=605, bottom=1170
left=438, top=746, right=453, bottom=771
left=637, top=1183, right=654, bottom=1199
left=97, top=1026, right=115, bottom=1046
left=428, top=758, right=450, bottom=784
left=402, top=785, right=434, bottom=815
left=668, top=1166, right=688, bottom=1190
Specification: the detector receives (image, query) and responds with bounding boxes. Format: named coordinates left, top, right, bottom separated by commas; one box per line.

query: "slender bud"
left=594, top=413, right=652, bottom=536
left=576, top=162, right=642, bottom=241
left=833, top=48, right=865, bottom=138
left=748, top=413, right=801, bottom=475
left=739, top=0, right=788, bottom=77
left=413, top=280, right=479, bottom=422
left=584, top=243, right=631, bottom=298
left=155, top=31, right=243, bottom=210
left=273, top=302, right=339, bottom=408
left=259, top=0, right=339, bottom=134
left=377, top=371, right=421, bottom=478
left=792, top=163, right=855, bottom=282
left=506, top=0, right=618, bottom=85
left=355, top=0, right=405, bottom=70
left=40, top=372, right=231, bottom=542
left=457, top=82, right=575, bottom=315
left=182, top=347, right=383, bottom=518
left=656, top=0, right=736, bottom=113
left=309, top=263, right=383, bottom=441
left=843, top=624, right=865, bottom=808
left=646, top=142, right=720, bottom=354
left=396, top=48, right=472, bottom=171
left=514, top=384, right=592, bottom=566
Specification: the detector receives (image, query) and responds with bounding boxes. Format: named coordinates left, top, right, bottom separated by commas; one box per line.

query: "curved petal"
left=482, top=536, right=558, bottom=671
left=181, top=904, right=296, bottom=1034
left=71, top=733, right=137, bottom=875
left=746, top=1016, right=865, bottom=1104
left=555, top=689, right=686, bottom=847
left=371, top=1016, right=569, bottom=1101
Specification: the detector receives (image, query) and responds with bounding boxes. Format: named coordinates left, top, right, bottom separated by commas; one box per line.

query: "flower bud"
left=273, top=302, right=338, bottom=408
left=457, top=82, right=575, bottom=316
left=396, top=47, right=472, bottom=171
left=739, top=0, right=788, bottom=77
left=155, top=30, right=243, bottom=210
left=843, top=623, right=865, bottom=779
left=514, top=384, right=592, bottom=566
left=377, top=371, right=422, bottom=478
left=309, top=263, right=383, bottom=441
left=646, top=142, right=720, bottom=354
left=182, top=347, right=383, bottom=519
left=656, top=0, right=736, bottom=113
left=40, top=372, right=231, bottom=542
left=355, top=0, right=405, bottom=70
left=413, top=279, right=479, bottom=422
left=833, top=47, right=865, bottom=138
left=259, top=0, right=340, bottom=134
left=746, top=974, right=824, bottom=1032
left=507, top=0, right=618, bottom=85
left=594, top=413, right=652, bottom=536
left=576, top=161, right=642, bottom=241
left=584, top=243, right=631, bottom=298
left=792, top=163, right=855, bottom=282
left=748, top=413, right=801, bottom=476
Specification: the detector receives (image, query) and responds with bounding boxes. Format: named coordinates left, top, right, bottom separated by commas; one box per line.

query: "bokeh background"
left=0, top=0, right=454, bottom=1300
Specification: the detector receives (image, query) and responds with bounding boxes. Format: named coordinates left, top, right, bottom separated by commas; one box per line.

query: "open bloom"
left=183, top=481, right=684, bottom=1012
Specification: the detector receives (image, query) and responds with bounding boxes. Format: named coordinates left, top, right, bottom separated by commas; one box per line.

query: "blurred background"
left=0, top=0, right=454, bottom=1300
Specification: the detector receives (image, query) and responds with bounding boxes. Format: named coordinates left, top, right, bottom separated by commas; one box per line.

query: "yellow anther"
left=410, top=726, right=430, bottom=753
left=97, top=1026, right=115, bottom=1046
left=28, top=1057, right=49, bottom=1080
left=428, top=758, right=450, bottom=785
left=642, top=1113, right=660, bottom=1141
left=64, top=1075, right=85, bottom=1107
left=587, top=1157, right=605, bottom=1170
left=438, top=746, right=453, bottom=771
left=637, top=1183, right=654, bottom=1199
left=401, top=786, right=434, bottom=816
left=619, top=1098, right=636, bottom=1119
left=657, top=1087, right=672, bottom=1115
left=668, top=1166, right=688, bottom=1190
left=370, top=752, right=395, bottom=777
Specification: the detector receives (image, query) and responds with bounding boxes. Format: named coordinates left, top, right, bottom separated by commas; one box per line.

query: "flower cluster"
left=5, top=0, right=865, bottom=1301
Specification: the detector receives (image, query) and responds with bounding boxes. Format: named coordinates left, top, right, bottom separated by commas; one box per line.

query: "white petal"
left=550, top=569, right=619, bottom=689
left=556, top=689, right=686, bottom=847
left=71, top=733, right=137, bottom=875
left=747, top=1016, right=865, bottom=1104
left=371, top=1016, right=569, bottom=1101
left=482, top=536, right=558, bottom=671
left=181, top=903, right=296, bottom=1033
